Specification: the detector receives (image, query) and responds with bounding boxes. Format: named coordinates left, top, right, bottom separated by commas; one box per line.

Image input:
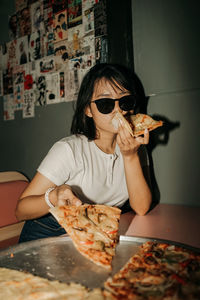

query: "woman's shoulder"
left=53, top=134, right=89, bottom=152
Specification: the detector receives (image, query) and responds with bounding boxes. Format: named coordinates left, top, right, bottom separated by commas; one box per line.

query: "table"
left=119, top=203, right=200, bottom=249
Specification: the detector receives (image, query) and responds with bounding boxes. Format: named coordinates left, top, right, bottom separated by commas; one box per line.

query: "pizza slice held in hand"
left=50, top=204, right=121, bottom=270
left=112, top=112, right=163, bottom=137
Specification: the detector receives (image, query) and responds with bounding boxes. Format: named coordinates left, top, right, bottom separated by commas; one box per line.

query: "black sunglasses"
left=90, top=95, right=136, bottom=114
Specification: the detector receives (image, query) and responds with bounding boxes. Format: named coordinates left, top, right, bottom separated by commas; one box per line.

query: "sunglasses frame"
left=90, top=94, right=136, bottom=114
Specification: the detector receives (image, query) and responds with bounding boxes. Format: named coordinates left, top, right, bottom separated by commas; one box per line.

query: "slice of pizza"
left=0, top=267, right=107, bottom=299
left=104, top=241, right=200, bottom=299
left=49, top=204, right=121, bottom=270
left=112, top=112, right=163, bottom=137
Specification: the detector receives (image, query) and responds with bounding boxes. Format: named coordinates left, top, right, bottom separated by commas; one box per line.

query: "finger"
left=135, top=129, right=149, bottom=145
left=71, top=196, right=82, bottom=206
left=64, top=189, right=82, bottom=206
left=118, top=124, right=132, bottom=145
left=143, top=128, right=149, bottom=144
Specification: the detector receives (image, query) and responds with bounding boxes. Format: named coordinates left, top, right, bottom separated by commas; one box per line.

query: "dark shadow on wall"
left=147, top=116, right=180, bottom=210
left=134, top=74, right=180, bottom=210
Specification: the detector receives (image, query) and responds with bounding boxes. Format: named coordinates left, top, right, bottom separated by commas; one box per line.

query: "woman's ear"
left=85, top=105, right=93, bottom=118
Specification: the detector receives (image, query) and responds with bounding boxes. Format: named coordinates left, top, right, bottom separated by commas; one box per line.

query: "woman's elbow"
left=15, top=200, right=24, bottom=221
left=136, top=207, right=149, bottom=216
left=131, top=196, right=152, bottom=216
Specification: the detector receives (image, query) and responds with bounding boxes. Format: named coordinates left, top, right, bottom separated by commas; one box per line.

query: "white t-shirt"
left=38, top=135, right=149, bottom=208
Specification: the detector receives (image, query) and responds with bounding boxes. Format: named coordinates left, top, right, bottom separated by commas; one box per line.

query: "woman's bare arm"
left=117, top=126, right=152, bottom=215
left=15, top=172, right=81, bottom=221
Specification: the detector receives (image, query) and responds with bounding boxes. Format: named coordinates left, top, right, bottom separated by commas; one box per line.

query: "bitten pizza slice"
left=50, top=204, right=121, bottom=270
left=112, top=112, right=163, bottom=137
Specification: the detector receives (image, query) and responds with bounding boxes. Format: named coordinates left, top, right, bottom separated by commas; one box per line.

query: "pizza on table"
left=0, top=205, right=199, bottom=299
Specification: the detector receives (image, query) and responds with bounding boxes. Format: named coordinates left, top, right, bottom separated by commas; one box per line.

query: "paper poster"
left=54, top=39, right=69, bottom=62
left=23, top=90, right=35, bottom=118
left=36, top=55, right=55, bottom=74
left=28, top=31, right=42, bottom=61
left=23, top=62, right=35, bottom=91
left=95, top=35, right=108, bottom=63
left=0, top=46, right=3, bottom=71
left=8, top=13, right=19, bottom=40
left=94, top=0, right=107, bottom=37
left=0, top=71, right=3, bottom=96
left=46, top=72, right=60, bottom=104
left=15, top=0, right=27, bottom=12
left=16, top=36, right=29, bottom=65
left=64, top=61, right=76, bottom=101
left=82, top=34, right=95, bottom=56
left=67, top=57, right=85, bottom=100
left=43, top=4, right=53, bottom=33
left=3, top=94, right=15, bottom=121
left=30, top=0, right=44, bottom=33
left=3, top=69, right=13, bottom=95
left=62, top=26, right=86, bottom=60
left=7, top=40, right=18, bottom=69
left=42, top=31, right=55, bottom=56
left=68, top=0, right=82, bottom=28
left=83, top=6, right=94, bottom=34
left=82, top=0, right=95, bottom=10
left=18, top=7, right=31, bottom=37
left=1, top=44, right=8, bottom=70
left=13, top=65, right=25, bottom=110
left=53, top=9, right=68, bottom=43
left=59, top=71, right=65, bottom=99
left=35, top=75, right=47, bottom=106
left=52, top=0, right=67, bottom=14
left=68, top=23, right=84, bottom=41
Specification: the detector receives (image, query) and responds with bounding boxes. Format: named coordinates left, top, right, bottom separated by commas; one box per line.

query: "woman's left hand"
left=116, top=124, right=149, bottom=157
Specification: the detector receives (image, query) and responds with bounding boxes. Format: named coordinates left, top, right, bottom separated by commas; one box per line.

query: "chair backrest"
left=0, top=171, right=29, bottom=183
left=0, top=180, right=29, bottom=227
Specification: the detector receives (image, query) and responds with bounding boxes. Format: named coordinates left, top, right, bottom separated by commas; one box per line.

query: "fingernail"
left=144, top=128, right=148, bottom=133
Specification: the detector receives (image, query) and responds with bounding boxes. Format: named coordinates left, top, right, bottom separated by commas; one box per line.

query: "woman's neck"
left=94, top=134, right=117, bottom=154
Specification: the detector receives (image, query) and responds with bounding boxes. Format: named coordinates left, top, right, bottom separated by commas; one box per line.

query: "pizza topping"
left=152, top=249, right=164, bottom=258
left=171, top=274, right=186, bottom=285
left=105, top=247, right=115, bottom=256
left=72, top=226, right=84, bottom=231
left=104, top=241, right=200, bottom=299
left=49, top=204, right=121, bottom=270
left=144, top=255, right=157, bottom=265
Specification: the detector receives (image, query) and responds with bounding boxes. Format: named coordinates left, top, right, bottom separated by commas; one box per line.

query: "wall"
left=132, top=0, right=200, bottom=206
left=0, top=0, right=133, bottom=180
left=0, top=0, right=76, bottom=180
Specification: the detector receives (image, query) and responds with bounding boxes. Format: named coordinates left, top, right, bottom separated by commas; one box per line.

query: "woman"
left=16, top=63, right=152, bottom=242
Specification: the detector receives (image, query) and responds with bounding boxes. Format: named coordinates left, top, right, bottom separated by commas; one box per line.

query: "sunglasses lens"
left=119, top=95, right=136, bottom=111
left=95, top=99, right=115, bottom=114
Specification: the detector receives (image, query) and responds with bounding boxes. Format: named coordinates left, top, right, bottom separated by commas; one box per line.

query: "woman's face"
left=85, top=78, right=131, bottom=137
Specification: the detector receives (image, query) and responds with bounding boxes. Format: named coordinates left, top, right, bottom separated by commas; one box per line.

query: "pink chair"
left=0, top=173, right=29, bottom=249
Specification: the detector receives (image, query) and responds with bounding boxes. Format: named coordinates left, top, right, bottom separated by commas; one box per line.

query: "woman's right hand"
left=16, top=172, right=82, bottom=221
left=50, top=184, right=82, bottom=207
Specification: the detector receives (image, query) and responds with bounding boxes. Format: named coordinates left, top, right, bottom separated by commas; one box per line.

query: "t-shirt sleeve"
left=37, top=140, right=74, bottom=186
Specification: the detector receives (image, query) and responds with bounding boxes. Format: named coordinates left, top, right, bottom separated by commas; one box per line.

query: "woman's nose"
left=113, top=101, right=122, bottom=112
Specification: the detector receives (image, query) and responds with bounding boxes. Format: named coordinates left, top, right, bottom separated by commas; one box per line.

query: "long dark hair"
left=71, top=63, right=141, bottom=140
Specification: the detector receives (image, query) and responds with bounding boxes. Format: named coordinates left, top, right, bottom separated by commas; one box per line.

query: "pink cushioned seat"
left=0, top=180, right=28, bottom=228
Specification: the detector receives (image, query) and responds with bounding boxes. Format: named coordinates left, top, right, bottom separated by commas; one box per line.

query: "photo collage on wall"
left=0, top=0, right=108, bottom=121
